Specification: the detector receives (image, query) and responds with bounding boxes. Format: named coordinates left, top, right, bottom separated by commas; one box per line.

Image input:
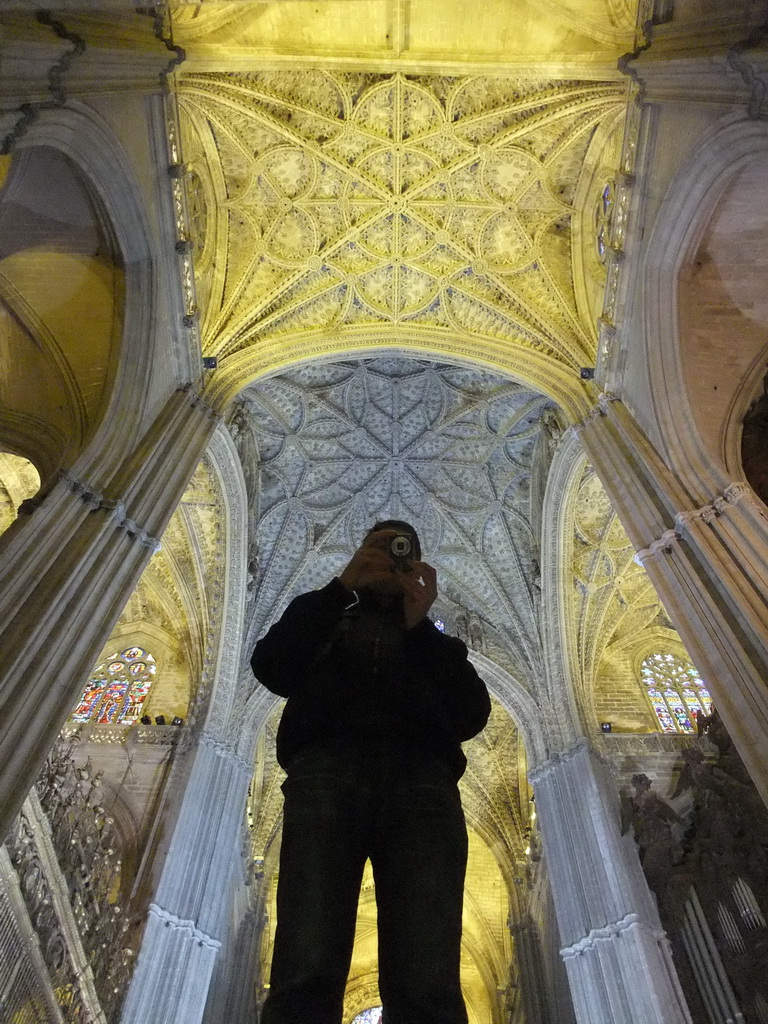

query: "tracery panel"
left=70, top=647, right=156, bottom=725
left=640, top=652, right=712, bottom=735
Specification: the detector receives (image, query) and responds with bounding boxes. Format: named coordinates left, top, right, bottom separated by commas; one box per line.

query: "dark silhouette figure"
left=251, top=521, right=491, bottom=1024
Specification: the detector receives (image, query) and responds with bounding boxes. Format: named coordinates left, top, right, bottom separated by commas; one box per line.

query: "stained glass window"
left=71, top=647, right=156, bottom=725
left=351, top=1010, right=383, bottom=1024
left=640, top=652, right=712, bottom=734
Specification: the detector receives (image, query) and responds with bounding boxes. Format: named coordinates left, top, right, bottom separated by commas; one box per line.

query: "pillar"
left=0, top=385, right=219, bottom=841
left=121, top=734, right=253, bottom=1024
left=530, top=739, right=692, bottom=1024
left=575, top=395, right=768, bottom=807
left=209, top=902, right=268, bottom=1024
left=509, top=913, right=551, bottom=1024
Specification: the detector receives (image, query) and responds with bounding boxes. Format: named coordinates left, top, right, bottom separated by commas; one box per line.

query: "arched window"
left=350, top=1010, right=382, bottom=1024
left=641, top=652, right=713, bottom=734
left=71, top=647, right=156, bottom=725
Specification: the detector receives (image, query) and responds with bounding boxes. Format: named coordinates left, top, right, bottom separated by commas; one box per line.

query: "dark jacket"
left=251, top=578, right=491, bottom=779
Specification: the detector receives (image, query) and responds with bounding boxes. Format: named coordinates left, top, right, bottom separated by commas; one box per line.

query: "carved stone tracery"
left=569, top=462, right=675, bottom=728
left=179, top=71, right=624, bottom=392
left=3, top=741, right=136, bottom=1024
left=232, top=356, right=553, bottom=689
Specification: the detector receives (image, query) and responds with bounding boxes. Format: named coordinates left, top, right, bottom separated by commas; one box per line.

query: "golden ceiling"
left=178, top=69, right=627, bottom=413
left=170, top=0, right=637, bottom=73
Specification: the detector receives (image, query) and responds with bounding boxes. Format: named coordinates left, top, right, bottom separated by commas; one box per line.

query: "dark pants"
left=260, top=741, right=469, bottom=1024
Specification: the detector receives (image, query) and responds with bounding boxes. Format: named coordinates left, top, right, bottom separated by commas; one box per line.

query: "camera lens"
left=390, top=535, right=412, bottom=558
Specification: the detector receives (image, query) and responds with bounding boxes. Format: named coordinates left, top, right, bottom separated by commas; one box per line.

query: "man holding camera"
left=251, top=520, right=491, bottom=1024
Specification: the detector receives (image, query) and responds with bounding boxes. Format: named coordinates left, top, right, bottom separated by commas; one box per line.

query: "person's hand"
left=338, top=532, right=399, bottom=593
left=399, top=560, right=437, bottom=629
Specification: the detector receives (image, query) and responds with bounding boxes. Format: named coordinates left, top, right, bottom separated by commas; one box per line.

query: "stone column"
left=121, top=735, right=253, bottom=1024
left=211, top=902, right=268, bottom=1024
left=0, top=386, right=219, bottom=841
left=575, top=396, right=768, bottom=807
left=530, top=739, right=692, bottom=1024
left=509, top=914, right=551, bottom=1024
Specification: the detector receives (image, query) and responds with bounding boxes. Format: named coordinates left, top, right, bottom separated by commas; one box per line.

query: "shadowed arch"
left=641, top=115, right=768, bottom=499
left=9, top=101, right=199, bottom=488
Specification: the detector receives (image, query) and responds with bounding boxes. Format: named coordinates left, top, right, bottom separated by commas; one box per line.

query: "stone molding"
left=60, top=722, right=184, bottom=747
left=0, top=11, right=86, bottom=156
left=633, top=528, right=679, bottom=565
left=467, top=651, right=548, bottom=767
left=538, top=429, right=591, bottom=748
left=146, top=904, right=221, bottom=952
left=567, top=391, right=621, bottom=441
left=559, top=912, right=667, bottom=960
left=20, top=471, right=163, bottom=551
left=676, top=481, right=767, bottom=528
left=199, top=733, right=253, bottom=778
left=179, top=382, right=220, bottom=423
left=633, top=481, right=767, bottom=564
left=726, top=44, right=768, bottom=121
left=193, top=423, right=248, bottom=744
left=527, top=736, right=592, bottom=783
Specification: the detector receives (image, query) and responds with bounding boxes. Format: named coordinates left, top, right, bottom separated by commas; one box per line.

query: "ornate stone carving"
left=179, top=72, right=624, bottom=380
left=239, top=357, right=553, bottom=684
left=5, top=740, right=136, bottom=1023
left=622, top=713, right=768, bottom=1024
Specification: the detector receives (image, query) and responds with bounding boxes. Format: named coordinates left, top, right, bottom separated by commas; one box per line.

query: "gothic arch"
left=468, top=652, right=547, bottom=769
left=195, top=422, right=249, bottom=744
left=6, top=101, right=196, bottom=490
left=641, top=114, right=768, bottom=501
left=539, top=427, right=671, bottom=741
left=539, top=429, right=588, bottom=744
left=209, top=334, right=592, bottom=424
left=0, top=143, right=123, bottom=483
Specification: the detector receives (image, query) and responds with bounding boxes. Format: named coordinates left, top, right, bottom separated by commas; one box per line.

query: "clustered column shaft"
left=576, top=397, right=768, bottom=808
left=0, top=386, right=219, bottom=842
left=121, top=736, right=253, bottom=1024
left=530, top=739, right=692, bottom=1024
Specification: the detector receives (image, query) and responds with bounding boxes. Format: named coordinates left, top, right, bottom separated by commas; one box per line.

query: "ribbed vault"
left=177, top=69, right=626, bottom=416
left=237, top=355, right=544, bottom=1020
left=232, top=356, right=558, bottom=683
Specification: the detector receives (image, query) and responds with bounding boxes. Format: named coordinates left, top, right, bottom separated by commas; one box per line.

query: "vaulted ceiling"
left=169, top=6, right=652, bottom=946
left=178, top=67, right=627, bottom=414
left=233, top=358, right=556, bottom=675
left=171, top=0, right=637, bottom=72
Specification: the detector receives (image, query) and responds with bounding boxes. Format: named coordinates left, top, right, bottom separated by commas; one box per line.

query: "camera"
left=390, top=534, right=414, bottom=572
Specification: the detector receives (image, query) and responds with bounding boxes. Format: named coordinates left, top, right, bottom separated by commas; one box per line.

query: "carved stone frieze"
left=4, top=740, right=138, bottom=1023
